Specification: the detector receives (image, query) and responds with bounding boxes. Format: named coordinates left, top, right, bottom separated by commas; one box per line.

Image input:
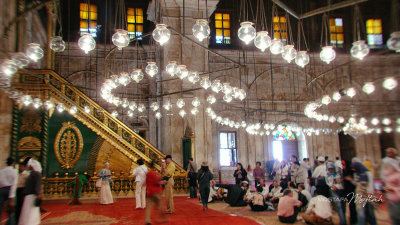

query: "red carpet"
left=40, top=196, right=260, bottom=225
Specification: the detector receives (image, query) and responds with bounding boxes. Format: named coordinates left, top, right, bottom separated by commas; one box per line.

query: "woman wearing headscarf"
left=18, top=159, right=42, bottom=225
left=197, top=162, right=213, bottom=211
left=382, top=157, right=400, bottom=225
left=350, top=157, right=377, bottom=225
left=98, top=162, right=114, bottom=204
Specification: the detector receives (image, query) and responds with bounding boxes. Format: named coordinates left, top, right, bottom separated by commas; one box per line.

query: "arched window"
left=272, top=127, right=296, bottom=162
left=273, top=127, right=296, bottom=141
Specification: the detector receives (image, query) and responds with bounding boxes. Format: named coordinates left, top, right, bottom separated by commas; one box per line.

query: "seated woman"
left=208, top=180, right=225, bottom=202
left=216, top=181, right=249, bottom=207
left=246, top=186, right=268, bottom=211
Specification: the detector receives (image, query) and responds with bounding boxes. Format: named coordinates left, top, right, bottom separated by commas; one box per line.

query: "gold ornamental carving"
left=20, top=110, right=41, bottom=134
left=17, top=136, right=41, bottom=151
left=54, top=122, right=84, bottom=169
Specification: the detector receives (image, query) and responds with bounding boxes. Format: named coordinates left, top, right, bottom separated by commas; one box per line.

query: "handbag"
left=96, top=178, right=102, bottom=188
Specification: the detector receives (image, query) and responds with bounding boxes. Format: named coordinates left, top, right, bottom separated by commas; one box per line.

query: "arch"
left=274, top=120, right=308, bottom=160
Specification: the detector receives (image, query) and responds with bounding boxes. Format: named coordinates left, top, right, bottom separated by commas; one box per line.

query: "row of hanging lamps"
left=78, top=34, right=96, bottom=54
left=145, top=62, right=159, bottom=77
left=112, top=29, right=130, bottom=50
left=320, top=13, right=336, bottom=64
left=254, top=31, right=271, bottom=52
left=166, top=61, right=179, bottom=76
left=49, top=36, right=66, bottom=52
left=295, top=21, right=310, bottom=67
left=153, top=24, right=171, bottom=46
left=238, top=22, right=257, bottom=45
left=192, top=19, right=210, bottom=42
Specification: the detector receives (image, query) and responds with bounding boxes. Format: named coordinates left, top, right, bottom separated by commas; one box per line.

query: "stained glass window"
left=273, top=16, right=287, bottom=41
left=273, top=127, right=296, bottom=141
left=127, top=8, right=143, bottom=40
left=366, top=19, right=383, bottom=47
left=215, top=13, right=231, bottom=44
left=330, top=18, right=344, bottom=48
left=80, top=3, right=98, bottom=37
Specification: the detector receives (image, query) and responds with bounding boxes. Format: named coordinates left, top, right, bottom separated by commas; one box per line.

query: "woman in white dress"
left=98, top=162, right=114, bottom=204
left=18, top=159, right=42, bottom=225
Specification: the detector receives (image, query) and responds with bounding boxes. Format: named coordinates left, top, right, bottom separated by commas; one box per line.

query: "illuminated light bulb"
left=26, top=43, right=44, bottom=62
left=332, top=92, right=341, bottom=101
left=266, top=131, right=270, bottom=135
left=397, top=126, right=400, bottom=133
left=234, top=123, right=240, bottom=129
left=112, top=96, right=121, bottom=106
left=1, top=60, right=18, bottom=77
left=70, top=106, right=78, bottom=114
left=206, top=107, right=212, bottom=114
left=130, top=69, right=144, bottom=83
left=200, top=77, right=211, bottom=89
left=129, top=101, right=137, bottom=111
left=49, top=36, right=66, bottom=52
left=32, top=98, right=42, bottom=109
left=238, top=22, right=256, bottom=45
left=321, top=95, right=331, bottom=105
left=191, top=97, right=200, bottom=107
left=397, top=118, right=400, bottom=124
left=163, top=101, right=172, bottom=110
left=382, top=77, right=398, bottom=90
left=282, top=45, right=297, bottom=63
left=145, top=62, right=158, bottom=77
left=187, top=71, right=200, bottom=84
left=111, top=111, right=119, bottom=117
left=382, top=118, right=391, bottom=126
left=179, top=109, right=186, bottom=118
left=241, top=121, right=247, bottom=128
left=329, top=116, right=336, bottom=123
left=371, top=118, right=379, bottom=125
left=155, top=111, right=162, bottom=119
left=362, top=82, right=375, bottom=94
left=346, top=87, right=356, bottom=98
left=322, top=114, right=329, bottom=121
left=138, top=104, right=146, bottom=112
left=56, top=103, right=65, bottom=113
left=375, top=128, right=382, bottom=134
left=176, top=98, right=185, bottom=108
left=384, top=127, right=393, bottom=133
left=206, top=95, right=216, bottom=104
left=229, top=121, right=235, bottom=128
left=238, top=89, right=246, bottom=100
left=211, top=79, right=222, bottom=93
left=84, top=105, right=91, bottom=113
left=254, top=31, right=271, bottom=52
left=12, top=53, right=29, bottom=68
left=78, top=34, right=96, bottom=54
left=152, top=24, right=170, bottom=46
left=270, top=39, right=284, bottom=54
left=177, top=65, right=189, bottom=80
left=350, top=40, right=369, bottom=60
left=112, top=29, right=130, bottom=50
left=20, top=95, right=32, bottom=106
left=127, top=110, right=134, bottom=117
left=232, top=87, right=240, bottom=99
left=320, top=46, right=336, bottom=64
left=191, top=108, right=199, bottom=115
left=192, top=19, right=210, bottom=42
left=222, top=83, right=232, bottom=95
left=150, top=102, right=159, bottom=111
left=223, top=94, right=232, bottom=103
left=44, top=100, right=54, bottom=110
left=359, top=117, right=367, bottom=124
left=387, top=31, right=400, bottom=52
left=118, top=72, right=131, bottom=86
left=337, top=116, right=345, bottom=123
left=295, top=51, right=310, bottom=68
left=165, top=61, right=179, bottom=76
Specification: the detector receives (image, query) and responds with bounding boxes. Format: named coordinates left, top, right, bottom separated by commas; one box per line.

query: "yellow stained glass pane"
left=80, top=11, right=88, bottom=19
left=128, top=15, right=135, bottom=23
left=128, top=24, right=135, bottom=32
left=330, top=26, right=336, bottom=33
left=366, top=19, right=373, bottom=27
left=280, top=24, right=287, bottom=30
left=273, top=17, right=279, bottom=23
left=136, top=8, right=143, bottom=15
left=90, top=12, right=97, bottom=20
left=274, top=23, right=280, bottom=30
left=80, top=3, right=88, bottom=11
left=329, top=18, right=335, bottom=26
left=136, top=25, right=143, bottom=32
left=80, top=21, right=88, bottom=29
left=337, top=34, right=344, bottom=41
left=374, top=19, right=381, bottom=27
left=224, top=29, right=230, bottom=37
left=90, top=21, right=97, bottom=28
left=136, top=16, right=143, bottom=23
left=336, top=26, right=343, bottom=33
left=127, top=8, right=134, bottom=16
left=282, top=33, right=287, bottom=39
left=90, top=5, right=97, bottom=13
left=223, top=13, right=230, bottom=20
left=215, top=13, right=222, bottom=20
left=330, top=34, right=336, bottom=41
left=375, top=26, right=382, bottom=34
left=366, top=26, right=373, bottom=34
left=216, top=29, right=223, bottom=36
left=280, top=17, right=286, bottom=22
left=215, top=20, right=222, bottom=28
left=223, top=21, right=230, bottom=28
left=274, top=32, right=280, bottom=39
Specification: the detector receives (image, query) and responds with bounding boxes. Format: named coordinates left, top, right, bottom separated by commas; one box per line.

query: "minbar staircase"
left=13, top=70, right=187, bottom=199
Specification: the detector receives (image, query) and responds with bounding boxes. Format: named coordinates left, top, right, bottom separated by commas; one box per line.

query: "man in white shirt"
left=298, top=184, right=312, bottom=201
left=312, top=156, right=327, bottom=180
left=0, top=157, right=18, bottom=223
left=132, top=159, right=148, bottom=209
left=266, top=180, right=282, bottom=203
left=302, top=190, right=333, bottom=225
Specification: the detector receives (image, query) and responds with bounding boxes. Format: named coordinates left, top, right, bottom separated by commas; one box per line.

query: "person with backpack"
left=197, top=162, right=213, bottom=211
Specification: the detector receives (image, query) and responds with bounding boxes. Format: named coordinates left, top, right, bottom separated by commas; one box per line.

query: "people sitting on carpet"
left=256, top=178, right=269, bottom=197
left=277, top=189, right=302, bottom=223
left=287, top=182, right=308, bottom=209
left=246, top=186, right=269, bottom=211
left=298, top=184, right=312, bottom=202
left=216, top=181, right=248, bottom=207
left=266, top=179, right=283, bottom=203
left=301, top=190, right=333, bottom=225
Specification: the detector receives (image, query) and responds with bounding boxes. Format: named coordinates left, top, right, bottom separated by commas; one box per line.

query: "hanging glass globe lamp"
left=211, top=79, right=222, bottom=93
left=282, top=45, right=297, bottom=63
left=191, top=97, right=201, bottom=107
left=295, top=51, right=310, bottom=68
left=176, top=98, right=185, bottom=108
left=178, top=65, right=189, bottom=79
left=155, top=112, right=162, bottom=119
left=44, top=100, right=54, bottom=110
left=320, top=46, right=336, bottom=64
left=130, top=69, right=144, bottom=83
left=166, top=61, right=179, bottom=76
left=350, top=40, right=370, bottom=60
left=1, top=60, right=18, bottom=77
left=387, top=31, right=400, bottom=52
left=112, top=29, right=130, bottom=50
left=179, top=109, right=186, bottom=118
left=49, top=36, right=66, bottom=52
left=152, top=24, right=170, bottom=46
left=32, top=98, right=42, bottom=109
left=207, top=95, right=216, bottom=104
left=270, top=39, right=284, bottom=54
left=192, top=19, right=210, bottom=42
left=188, top=71, right=200, bottom=84
left=362, top=82, right=375, bottom=94
left=383, top=77, right=398, bottom=90
left=254, top=31, right=271, bottom=52
left=223, top=94, right=233, bottom=102
left=78, top=34, right=96, bottom=54
left=238, top=22, right=256, bottom=45
left=145, top=62, right=158, bottom=77
left=26, top=43, right=44, bottom=62
left=12, top=53, right=30, bottom=68
left=150, top=102, right=160, bottom=111
left=163, top=100, right=172, bottom=111
left=200, top=77, right=211, bottom=89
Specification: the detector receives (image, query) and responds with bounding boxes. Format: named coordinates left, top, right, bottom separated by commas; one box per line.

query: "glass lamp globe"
left=118, top=72, right=131, bottom=86
left=329, top=116, right=336, bottom=123
left=129, top=101, right=138, bottom=111
left=112, top=29, right=130, bottom=50
left=138, top=104, right=146, bottom=112
left=130, top=69, right=144, bottom=83
left=382, top=118, right=391, bottom=125
left=177, top=65, right=189, bottom=80
left=371, top=118, right=379, bottom=126
left=192, top=19, right=210, bottom=42
left=350, top=40, right=370, bottom=60
left=155, top=112, right=162, bottom=119
left=222, top=83, right=232, bottom=95
left=346, top=87, right=356, bottom=98
left=332, top=92, right=341, bottom=101
left=238, top=89, right=246, bottom=100
left=223, top=94, right=233, bottom=103
left=320, top=46, right=336, bottom=64
left=150, top=102, right=159, bottom=111
left=165, top=61, right=179, bottom=76
left=188, top=71, right=200, bottom=84
left=191, top=108, right=199, bottom=115
left=56, top=103, right=65, bottom=113
left=362, top=82, right=375, bottom=94
left=49, top=36, right=66, bottom=52
left=254, top=31, right=271, bottom=52
left=211, top=79, right=222, bottom=93
left=321, top=95, right=331, bottom=105
left=70, top=106, right=78, bottom=114
left=32, top=98, right=42, bottom=109
left=200, top=77, right=211, bottom=89
left=295, top=51, right=310, bottom=68
left=78, top=34, right=96, bottom=54
left=176, top=98, right=185, bottom=108
left=1, top=60, right=18, bottom=77
left=232, top=87, right=240, bottom=99
left=163, top=101, right=172, bottom=111
left=238, top=22, right=256, bottom=45
left=152, top=24, right=170, bottom=46
left=282, top=45, right=297, bottom=63
left=387, top=31, right=400, bottom=52
left=207, top=95, right=216, bottom=104
left=84, top=105, right=91, bottom=113
left=384, top=127, right=393, bottom=133
left=270, top=39, right=284, bottom=54
left=127, top=110, right=134, bottom=117
left=12, top=53, right=30, bottom=68
left=19, top=95, right=32, bottom=106
left=121, top=98, right=129, bottom=108
left=337, top=116, right=345, bottom=123
left=26, top=43, right=44, bottom=62
left=111, top=111, right=119, bottom=117
left=145, top=62, right=158, bottom=77
left=179, top=109, right=186, bottom=118
left=191, top=97, right=201, bottom=107
left=382, top=77, right=398, bottom=90
left=44, top=100, right=54, bottom=110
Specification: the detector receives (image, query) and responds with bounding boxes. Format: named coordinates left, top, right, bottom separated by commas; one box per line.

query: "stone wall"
left=0, top=91, right=13, bottom=169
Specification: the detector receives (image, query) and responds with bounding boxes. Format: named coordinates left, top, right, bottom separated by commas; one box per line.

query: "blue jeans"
left=332, top=190, right=347, bottom=225
left=357, top=202, right=377, bottom=225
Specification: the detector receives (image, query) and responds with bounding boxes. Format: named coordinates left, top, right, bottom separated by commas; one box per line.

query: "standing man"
left=186, top=157, right=197, bottom=199
left=0, top=157, right=18, bottom=224
left=253, top=162, right=264, bottom=186
left=161, top=155, right=175, bottom=214
left=132, top=159, right=148, bottom=209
